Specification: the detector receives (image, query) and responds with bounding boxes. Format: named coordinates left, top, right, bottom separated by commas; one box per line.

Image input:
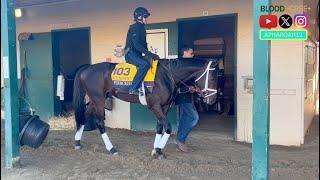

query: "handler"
left=175, top=46, right=200, bottom=153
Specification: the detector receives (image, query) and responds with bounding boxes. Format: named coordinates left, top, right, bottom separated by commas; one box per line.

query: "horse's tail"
left=73, top=64, right=90, bottom=130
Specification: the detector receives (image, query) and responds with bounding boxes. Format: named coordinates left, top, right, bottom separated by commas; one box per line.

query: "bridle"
left=158, top=59, right=218, bottom=105
left=194, top=61, right=218, bottom=98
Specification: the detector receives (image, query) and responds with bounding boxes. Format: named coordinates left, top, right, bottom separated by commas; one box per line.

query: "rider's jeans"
left=125, top=51, right=150, bottom=90
left=177, top=103, right=199, bottom=143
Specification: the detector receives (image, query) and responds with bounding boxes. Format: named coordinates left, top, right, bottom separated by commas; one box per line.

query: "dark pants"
left=125, top=51, right=150, bottom=90
left=177, top=103, right=199, bottom=143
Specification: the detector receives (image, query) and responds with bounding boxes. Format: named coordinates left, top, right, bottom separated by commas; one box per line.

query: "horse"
left=73, top=58, right=219, bottom=159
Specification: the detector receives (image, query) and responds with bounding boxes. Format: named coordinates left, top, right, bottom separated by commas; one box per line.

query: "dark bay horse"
left=73, top=58, right=219, bottom=159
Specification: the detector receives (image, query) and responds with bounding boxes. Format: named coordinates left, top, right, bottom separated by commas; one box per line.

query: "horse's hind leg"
left=90, top=97, right=118, bottom=155
left=94, top=116, right=118, bottom=155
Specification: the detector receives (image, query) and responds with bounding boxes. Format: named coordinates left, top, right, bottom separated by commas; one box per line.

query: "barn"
left=1, top=0, right=319, bottom=150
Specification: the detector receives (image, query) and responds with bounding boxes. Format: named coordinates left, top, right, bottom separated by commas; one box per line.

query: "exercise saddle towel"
left=111, top=60, right=158, bottom=87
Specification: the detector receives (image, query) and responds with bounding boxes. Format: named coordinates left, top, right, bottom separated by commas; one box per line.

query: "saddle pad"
left=111, top=60, right=158, bottom=87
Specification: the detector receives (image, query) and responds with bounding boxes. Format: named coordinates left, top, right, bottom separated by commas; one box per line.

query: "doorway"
left=178, top=14, right=237, bottom=138
left=52, top=28, right=91, bottom=116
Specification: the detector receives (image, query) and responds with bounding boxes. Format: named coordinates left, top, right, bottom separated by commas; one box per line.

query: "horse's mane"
left=158, top=58, right=215, bottom=70
left=159, top=58, right=209, bottom=67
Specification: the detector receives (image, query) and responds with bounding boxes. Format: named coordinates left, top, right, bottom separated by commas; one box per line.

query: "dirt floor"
left=1, top=115, right=319, bottom=180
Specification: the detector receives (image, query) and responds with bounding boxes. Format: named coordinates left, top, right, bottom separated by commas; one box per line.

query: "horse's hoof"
left=110, top=147, right=118, bottom=155
left=151, top=149, right=157, bottom=157
left=158, top=153, right=166, bottom=160
left=75, top=140, right=81, bottom=150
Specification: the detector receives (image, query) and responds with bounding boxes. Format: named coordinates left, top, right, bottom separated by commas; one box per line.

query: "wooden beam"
left=1, top=0, right=20, bottom=168
left=252, top=0, right=271, bottom=179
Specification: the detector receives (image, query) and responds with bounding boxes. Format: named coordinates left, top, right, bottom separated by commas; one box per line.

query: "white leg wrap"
left=158, top=132, right=170, bottom=149
left=105, top=109, right=112, bottom=117
left=101, top=133, right=114, bottom=151
left=153, top=133, right=162, bottom=149
left=75, top=125, right=85, bottom=141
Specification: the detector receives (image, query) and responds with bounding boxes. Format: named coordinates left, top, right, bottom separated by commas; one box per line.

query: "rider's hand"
left=151, top=53, right=160, bottom=60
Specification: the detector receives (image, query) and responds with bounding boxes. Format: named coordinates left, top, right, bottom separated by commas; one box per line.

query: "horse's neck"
left=171, top=60, right=206, bottom=83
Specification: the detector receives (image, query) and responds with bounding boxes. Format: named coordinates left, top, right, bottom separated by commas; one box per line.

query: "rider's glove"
left=150, top=53, right=160, bottom=60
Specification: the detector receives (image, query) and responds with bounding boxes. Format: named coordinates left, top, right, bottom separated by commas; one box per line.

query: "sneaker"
left=129, top=89, right=140, bottom=95
left=174, top=138, right=190, bottom=153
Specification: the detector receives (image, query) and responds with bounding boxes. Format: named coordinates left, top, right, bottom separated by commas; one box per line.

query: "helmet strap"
left=137, top=18, right=144, bottom=24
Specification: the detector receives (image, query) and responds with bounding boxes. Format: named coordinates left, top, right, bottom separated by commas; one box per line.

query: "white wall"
left=105, top=98, right=130, bottom=129
left=12, top=0, right=316, bottom=145
left=303, top=40, right=319, bottom=137
left=1, top=42, right=3, bottom=88
left=270, top=40, right=304, bottom=146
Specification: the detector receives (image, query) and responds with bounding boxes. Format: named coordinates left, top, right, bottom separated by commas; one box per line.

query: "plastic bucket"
left=19, top=115, right=50, bottom=149
left=19, top=109, right=32, bottom=132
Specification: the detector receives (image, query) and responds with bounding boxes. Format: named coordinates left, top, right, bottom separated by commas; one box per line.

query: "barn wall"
left=15, top=0, right=254, bottom=135
left=1, top=43, right=3, bottom=88
left=303, top=39, right=319, bottom=138
left=11, top=0, right=318, bottom=145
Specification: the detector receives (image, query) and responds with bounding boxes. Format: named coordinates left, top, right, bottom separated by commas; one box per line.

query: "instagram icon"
left=294, top=14, right=308, bottom=28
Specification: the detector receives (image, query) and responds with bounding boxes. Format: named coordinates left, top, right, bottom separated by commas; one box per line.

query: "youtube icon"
left=259, top=15, right=277, bottom=28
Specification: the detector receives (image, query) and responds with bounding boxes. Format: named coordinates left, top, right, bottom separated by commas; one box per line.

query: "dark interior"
left=178, top=15, right=236, bottom=137
left=53, top=28, right=91, bottom=115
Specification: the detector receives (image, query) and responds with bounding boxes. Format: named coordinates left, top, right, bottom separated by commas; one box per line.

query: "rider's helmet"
left=134, top=7, right=151, bottom=21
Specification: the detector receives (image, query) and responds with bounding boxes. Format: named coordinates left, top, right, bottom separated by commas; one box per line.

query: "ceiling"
left=15, top=0, right=78, bottom=8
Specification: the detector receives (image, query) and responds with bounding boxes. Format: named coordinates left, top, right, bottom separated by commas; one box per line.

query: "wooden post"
left=252, top=0, right=271, bottom=179
left=1, top=0, right=20, bottom=168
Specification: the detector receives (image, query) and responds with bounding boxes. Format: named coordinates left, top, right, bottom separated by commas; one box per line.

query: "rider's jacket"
left=125, top=21, right=152, bottom=57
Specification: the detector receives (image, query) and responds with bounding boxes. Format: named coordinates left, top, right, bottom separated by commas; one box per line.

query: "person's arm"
left=131, top=26, right=151, bottom=55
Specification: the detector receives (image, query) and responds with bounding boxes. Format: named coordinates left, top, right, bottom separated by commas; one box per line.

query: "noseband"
left=195, top=61, right=217, bottom=98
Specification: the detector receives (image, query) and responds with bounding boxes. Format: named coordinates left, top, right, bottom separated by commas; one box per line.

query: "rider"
left=124, top=7, right=160, bottom=95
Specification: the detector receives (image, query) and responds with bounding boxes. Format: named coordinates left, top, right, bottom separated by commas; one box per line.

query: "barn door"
left=146, top=29, right=168, bottom=59
left=19, top=32, right=57, bottom=122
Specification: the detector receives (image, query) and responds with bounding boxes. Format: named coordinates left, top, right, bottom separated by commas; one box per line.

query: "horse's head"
left=194, top=60, right=219, bottom=105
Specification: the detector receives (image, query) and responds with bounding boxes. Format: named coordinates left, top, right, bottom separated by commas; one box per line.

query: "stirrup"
left=129, top=89, right=140, bottom=95
left=138, top=88, right=144, bottom=96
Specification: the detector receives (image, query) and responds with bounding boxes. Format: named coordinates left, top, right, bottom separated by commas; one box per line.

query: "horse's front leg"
left=74, top=124, right=85, bottom=150
left=151, top=105, right=172, bottom=160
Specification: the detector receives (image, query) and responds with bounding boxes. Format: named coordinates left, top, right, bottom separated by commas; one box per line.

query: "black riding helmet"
left=134, top=7, right=150, bottom=21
